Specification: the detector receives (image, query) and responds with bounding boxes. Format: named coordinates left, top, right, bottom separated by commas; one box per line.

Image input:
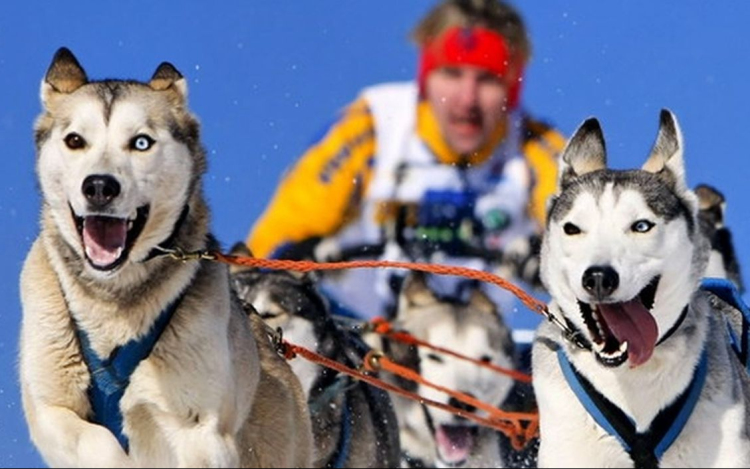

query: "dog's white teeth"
left=84, top=245, right=124, bottom=264
left=597, top=341, right=628, bottom=359
left=596, top=321, right=605, bottom=338
left=127, top=219, right=134, bottom=231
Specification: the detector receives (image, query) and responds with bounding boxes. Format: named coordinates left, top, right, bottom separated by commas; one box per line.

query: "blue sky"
left=2, top=1, right=750, bottom=466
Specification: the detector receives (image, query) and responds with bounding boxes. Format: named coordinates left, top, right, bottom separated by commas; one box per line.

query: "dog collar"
left=74, top=291, right=184, bottom=453
left=144, top=204, right=190, bottom=262
left=556, top=345, right=708, bottom=468
left=655, top=305, right=689, bottom=347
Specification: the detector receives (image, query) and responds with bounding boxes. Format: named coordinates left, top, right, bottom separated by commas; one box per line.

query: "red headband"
left=418, top=26, right=523, bottom=108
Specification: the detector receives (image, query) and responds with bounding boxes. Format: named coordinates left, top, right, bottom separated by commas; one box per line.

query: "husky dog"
left=695, top=183, right=744, bottom=292
left=532, top=109, right=750, bottom=468
left=19, top=48, right=313, bottom=467
left=378, top=272, right=527, bottom=468
left=229, top=243, right=402, bottom=468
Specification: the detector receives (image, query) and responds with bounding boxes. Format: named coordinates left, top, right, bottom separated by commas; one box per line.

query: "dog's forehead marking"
left=52, top=100, right=107, bottom=145
left=107, top=100, right=159, bottom=139
left=83, top=80, right=172, bottom=126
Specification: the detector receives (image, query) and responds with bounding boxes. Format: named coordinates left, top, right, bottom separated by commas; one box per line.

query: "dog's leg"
left=20, top=242, right=133, bottom=467
left=23, top=399, right=133, bottom=468
left=165, top=416, right=240, bottom=468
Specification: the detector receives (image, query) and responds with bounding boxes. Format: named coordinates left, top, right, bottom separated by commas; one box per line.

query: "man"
left=247, top=0, right=564, bottom=324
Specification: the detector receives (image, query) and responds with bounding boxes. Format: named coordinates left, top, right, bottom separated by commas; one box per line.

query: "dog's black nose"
left=82, top=175, right=120, bottom=208
left=582, top=266, right=619, bottom=299
left=448, top=395, right=476, bottom=414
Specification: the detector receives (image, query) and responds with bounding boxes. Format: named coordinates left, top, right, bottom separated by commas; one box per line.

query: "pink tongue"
left=82, top=216, right=127, bottom=267
left=435, top=425, right=473, bottom=464
left=598, top=299, right=659, bottom=367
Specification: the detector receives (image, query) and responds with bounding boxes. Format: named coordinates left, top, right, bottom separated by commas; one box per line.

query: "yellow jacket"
left=249, top=83, right=564, bottom=259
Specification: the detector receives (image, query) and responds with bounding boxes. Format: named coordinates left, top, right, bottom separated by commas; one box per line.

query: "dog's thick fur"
left=375, top=272, right=527, bottom=468
left=19, top=48, right=313, bottom=467
left=532, top=109, right=750, bottom=467
left=229, top=243, right=402, bottom=468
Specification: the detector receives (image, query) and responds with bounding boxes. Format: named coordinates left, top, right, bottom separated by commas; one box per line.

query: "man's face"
left=425, top=65, right=509, bottom=156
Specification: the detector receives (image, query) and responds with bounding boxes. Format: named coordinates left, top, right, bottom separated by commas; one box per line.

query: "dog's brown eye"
left=632, top=219, right=655, bottom=233
left=130, top=134, right=155, bottom=152
left=259, top=311, right=279, bottom=320
left=426, top=353, right=444, bottom=363
left=563, top=222, right=581, bottom=235
left=64, top=132, right=86, bottom=150
left=479, top=355, right=492, bottom=364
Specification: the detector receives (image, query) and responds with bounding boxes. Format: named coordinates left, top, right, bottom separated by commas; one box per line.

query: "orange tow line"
left=162, top=248, right=547, bottom=449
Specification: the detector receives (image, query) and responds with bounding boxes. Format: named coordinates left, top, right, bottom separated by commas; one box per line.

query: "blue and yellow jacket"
left=248, top=82, right=564, bottom=260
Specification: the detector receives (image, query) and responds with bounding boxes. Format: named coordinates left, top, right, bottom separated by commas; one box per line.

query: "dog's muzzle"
left=72, top=204, right=150, bottom=271
left=577, top=274, right=660, bottom=368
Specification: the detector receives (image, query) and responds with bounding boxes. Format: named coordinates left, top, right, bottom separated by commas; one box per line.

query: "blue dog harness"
left=75, top=292, right=184, bottom=452
left=554, top=277, right=750, bottom=467
left=557, top=346, right=708, bottom=468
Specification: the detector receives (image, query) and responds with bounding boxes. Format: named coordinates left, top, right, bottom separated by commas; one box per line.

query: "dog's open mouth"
left=72, top=205, right=149, bottom=271
left=435, top=424, right=477, bottom=466
left=578, top=276, right=660, bottom=367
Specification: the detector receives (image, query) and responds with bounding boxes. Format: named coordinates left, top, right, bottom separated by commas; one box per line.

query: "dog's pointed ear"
left=642, top=109, right=687, bottom=193
left=695, top=183, right=726, bottom=227
left=398, top=271, right=438, bottom=312
left=467, top=287, right=497, bottom=317
left=41, top=47, right=88, bottom=105
left=557, top=117, right=607, bottom=190
left=228, top=241, right=256, bottom=275
left=695, top=183, right=724, bottom=210
left=149, top=61, right=188, bottom=100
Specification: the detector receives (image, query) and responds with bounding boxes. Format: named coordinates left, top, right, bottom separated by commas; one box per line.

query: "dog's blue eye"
left=631, top=219, right=655, bottom=233
left=64, top=132, right=86, bottom=150
left=563, top=222, right=581, bottom=235
left=131, top=134, right=155, bottom=151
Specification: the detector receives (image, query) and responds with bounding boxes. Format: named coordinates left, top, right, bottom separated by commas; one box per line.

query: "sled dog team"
left=19, top=48, right=749, bottom=467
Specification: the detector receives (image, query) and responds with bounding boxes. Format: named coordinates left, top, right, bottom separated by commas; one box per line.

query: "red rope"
left=282, top=340, right=538, bottom=450
left=212, top=252, right=549, bottom=317
left=210, top=251, right=544, bottom=449
left=370, top=317, right=533, bottom=383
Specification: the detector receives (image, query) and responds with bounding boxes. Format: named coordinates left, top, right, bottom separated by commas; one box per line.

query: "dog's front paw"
left=77, top=425, right=133, bottom=468
left=174, top=430, right=239, bottom=468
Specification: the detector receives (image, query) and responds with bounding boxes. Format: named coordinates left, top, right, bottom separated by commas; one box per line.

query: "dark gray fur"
left=230, top=260, right=402, bottom=469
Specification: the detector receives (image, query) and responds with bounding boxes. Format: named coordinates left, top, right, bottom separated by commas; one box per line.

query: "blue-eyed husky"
left=532, top=109, right=750, bottom=467
left=19, top=48, right=313, bottom=467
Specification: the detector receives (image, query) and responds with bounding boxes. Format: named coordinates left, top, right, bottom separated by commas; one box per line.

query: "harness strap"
left=557, top=346, right=708, bottom=468
left=76, top=291, right=184, bottom=452
left=328, top=394, right=352, bottom=468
